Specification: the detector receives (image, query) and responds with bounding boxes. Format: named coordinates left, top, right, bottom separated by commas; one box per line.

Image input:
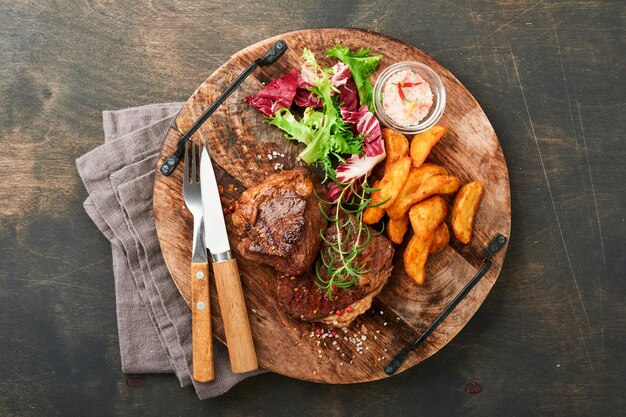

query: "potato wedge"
left=452, top=181, right=485, bottom=244
left=387, top=216, right=409, bottom=244
left=382, top=128, right=409, bottom=175
left=404, top=234, right=433, bottom=285
left=363, top=206, right=385, bottom=225
left=412, top=174, right=461, bottom=201
left=363, top=180, right=385, bottom=225
left=410, top=125, right=446, bottom=167
left=409, top=196, right=448, bottom=241
left=370, top=156, right=412, bottom=209
left=385, top=163, right=447, bottom=220
left=430, top=223, right=450, bottom=253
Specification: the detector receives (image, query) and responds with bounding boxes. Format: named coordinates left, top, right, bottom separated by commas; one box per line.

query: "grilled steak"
left=276, top=213, right=394, bottom=326
left=231, top=168, right=328, bottom=276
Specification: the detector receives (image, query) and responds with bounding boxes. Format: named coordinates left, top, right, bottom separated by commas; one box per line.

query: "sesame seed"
left=251, top=308, right=257, bottom=313
left=383, top=322, right=388, bottom=326
left=361, top=335, right=367, bottom=341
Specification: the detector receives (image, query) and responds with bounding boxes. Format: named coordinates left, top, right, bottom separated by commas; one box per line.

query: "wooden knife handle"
left=191, top=261, right=214, bottom=382
left=212, top=258, right=258, bottom=373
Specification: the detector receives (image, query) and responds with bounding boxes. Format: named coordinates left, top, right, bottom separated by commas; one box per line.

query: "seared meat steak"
left=231, top=168, right=328, bottom=276
left=276, top=213, right=394, bottom=326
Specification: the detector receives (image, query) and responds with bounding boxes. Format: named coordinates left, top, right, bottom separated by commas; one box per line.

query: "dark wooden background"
left=0, top=0, right=624, bottom=416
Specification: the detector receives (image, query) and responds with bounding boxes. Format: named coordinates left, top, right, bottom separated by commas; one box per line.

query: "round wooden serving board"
left=153, top=28, right=511, bottom=383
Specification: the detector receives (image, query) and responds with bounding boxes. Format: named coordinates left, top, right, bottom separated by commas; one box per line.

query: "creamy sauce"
left=382, top=69, right=433, bottom=126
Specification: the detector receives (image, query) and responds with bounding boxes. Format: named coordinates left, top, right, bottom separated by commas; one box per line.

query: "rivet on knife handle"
left=384, top=234, right=508, bottom=375
left=160, top=40, right=288, bottom=176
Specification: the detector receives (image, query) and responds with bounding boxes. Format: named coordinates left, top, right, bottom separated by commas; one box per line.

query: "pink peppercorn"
left=335, top=309, right=343, bottom=316
left=331, top=330, right=337, bottom=337
left=315, top=328, right=323, bottom=335
left=345, top=305, right=353, bottom=313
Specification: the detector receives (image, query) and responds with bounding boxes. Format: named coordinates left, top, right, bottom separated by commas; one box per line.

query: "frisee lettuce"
left=326, top=45, right=382, bottom=111
left=265, top=49, right=362, bottom=181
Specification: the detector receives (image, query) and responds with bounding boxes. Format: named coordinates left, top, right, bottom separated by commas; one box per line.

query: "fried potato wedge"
left=410, top=125, right=446, bottom=167
left=385, top=163, right=447, bottom=220
left=387, top=216, right=409, bottom=244
left=452, top=181, right=485, bottom=244
left=382, top=128, right=409, bottom=175
left=430, top=222, right=450, bottom=253
left=404, top=234, right=433, bottom=285
left=409, top=196, right=448, bottom=241
left=370, top=156, right=412, bottom=209
left=413, top=174, right=461, bottom=200
left=363, top=180, right=385, bottom=225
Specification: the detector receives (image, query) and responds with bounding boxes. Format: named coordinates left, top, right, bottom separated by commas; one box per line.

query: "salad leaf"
left=300, top=47, right=323, bottom=85
left=265, top=50, right=362, bottom=180
left=326, top=45, right=382, bottom=111
left=244, top=68, right=298, bottom=116
left=266, top=108, right=314, bottom=145
left=294, top=73, right=322, bottom=108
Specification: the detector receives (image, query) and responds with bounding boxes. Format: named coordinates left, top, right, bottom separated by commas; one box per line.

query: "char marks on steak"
left=231, top=168, right=328, bottom=276
left=276, top=212, right=394, bottom=325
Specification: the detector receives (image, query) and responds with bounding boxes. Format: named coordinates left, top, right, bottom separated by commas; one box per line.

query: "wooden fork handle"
left=191, top=261, right=214, bottom=382
left=212, top=258, right=258, bottom=373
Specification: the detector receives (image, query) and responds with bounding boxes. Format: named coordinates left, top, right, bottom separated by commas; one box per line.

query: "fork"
left=183, top=139, right=214, bottom=382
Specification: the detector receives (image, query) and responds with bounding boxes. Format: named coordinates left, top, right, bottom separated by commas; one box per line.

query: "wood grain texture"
left=2, top=0, right=625, bottom=416
left=191, top=261, right=214, bottom=382
left=152, top=29, right=511, bottom=383
left=211, top=259, right=258, bottom=374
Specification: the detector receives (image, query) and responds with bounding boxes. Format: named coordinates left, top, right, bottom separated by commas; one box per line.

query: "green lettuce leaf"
left=265, top=49, right=362, bottom=181
left=326, top=45, right=382, bottom=111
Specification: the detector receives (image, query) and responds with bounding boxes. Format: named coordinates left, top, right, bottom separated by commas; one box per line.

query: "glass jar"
left=373, top=61, right=446, bottom=135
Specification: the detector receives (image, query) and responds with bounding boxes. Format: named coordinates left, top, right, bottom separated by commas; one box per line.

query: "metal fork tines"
left=183, top=140, right=208, bottom=263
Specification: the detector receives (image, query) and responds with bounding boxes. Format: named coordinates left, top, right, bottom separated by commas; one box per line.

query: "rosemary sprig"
left=314, top=178, right=384, bottom=300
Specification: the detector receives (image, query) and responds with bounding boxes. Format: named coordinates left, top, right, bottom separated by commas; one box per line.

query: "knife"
left=200, top=145, right=258, bottom=373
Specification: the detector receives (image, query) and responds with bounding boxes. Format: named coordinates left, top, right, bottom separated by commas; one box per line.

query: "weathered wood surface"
left=1, top=0, right=624, bottom=416
left=152, top=28, right=511, bottom=383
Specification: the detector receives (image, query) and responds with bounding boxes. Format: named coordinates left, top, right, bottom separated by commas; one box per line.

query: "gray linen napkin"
left=77, top=103, right=265, bottom=399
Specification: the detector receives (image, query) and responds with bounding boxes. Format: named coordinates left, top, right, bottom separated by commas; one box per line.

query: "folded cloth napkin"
left=76, top=103, right=265, bottom=399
